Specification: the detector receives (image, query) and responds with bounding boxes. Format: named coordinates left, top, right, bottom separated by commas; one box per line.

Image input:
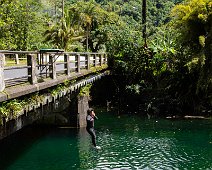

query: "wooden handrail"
left=0, top=50, right=39, bottom=54
left=0, top=50, right=107, bottom=91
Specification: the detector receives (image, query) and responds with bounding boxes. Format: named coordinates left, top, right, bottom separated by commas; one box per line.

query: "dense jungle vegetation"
left=0, top=0, right=211, bottom=117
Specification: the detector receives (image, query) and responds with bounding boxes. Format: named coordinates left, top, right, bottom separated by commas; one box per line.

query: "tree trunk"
left=142, top=0, right=147, bottom=47
left=86, top=26, right=89, bottom=52
left=62, top=0, right=64, bottom=19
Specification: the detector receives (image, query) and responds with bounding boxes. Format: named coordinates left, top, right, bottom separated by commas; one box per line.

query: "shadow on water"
left=0, top=125, right=55, bottom=169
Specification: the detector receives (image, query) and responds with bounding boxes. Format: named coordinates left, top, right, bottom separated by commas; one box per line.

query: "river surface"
left=0, top=110, right=211, bottom=170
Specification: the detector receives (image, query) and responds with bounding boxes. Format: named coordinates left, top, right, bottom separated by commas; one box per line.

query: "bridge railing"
left=0, top=50, right=107, bottom=91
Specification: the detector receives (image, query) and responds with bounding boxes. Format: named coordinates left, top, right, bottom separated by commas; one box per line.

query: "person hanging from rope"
left=86, top=108, right=101, bottom=149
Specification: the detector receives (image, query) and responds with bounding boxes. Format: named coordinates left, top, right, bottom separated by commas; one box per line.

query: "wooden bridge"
left=0, top=50, right=108, bottom=102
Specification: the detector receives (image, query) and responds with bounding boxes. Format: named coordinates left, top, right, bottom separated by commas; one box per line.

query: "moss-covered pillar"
left=0, top=54, right=5, bottom=92
left=77, top=96, right=89, bottom=127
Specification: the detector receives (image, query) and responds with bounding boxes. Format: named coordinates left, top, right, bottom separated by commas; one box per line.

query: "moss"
left=63, top=79, right=71, bottom=87
left=0, top=93, right=44, bottom=121
left=78, top=84, right=92, bottom=97
left=0, top=99, right=25, bottom=120
left=26, top=93, right=44, bottom=106
left=90, top=64, right=108, bottom=73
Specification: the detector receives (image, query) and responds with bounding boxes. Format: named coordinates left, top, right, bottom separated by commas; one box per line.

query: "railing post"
left=100, top=54, right=103, bottom=66
left=15, top=54, right=19, bottom=65
left=49, top=54, right=57, bottom=79
left=75, top=53, right=80, bottom=73
left=0, top=53, right=5, bottom=92
left=86, top=54, right=90, bottom=70
left=104, top=53, right=107, bottom=64
left=94, top=54, right=97, bottom=67
left=37, top=53, right=40, bottom=67
left=27, top=54, right=37, bottom=84
left=2, top=54, right=6, bottom=66
left=64, top=54, right=70, bottom=76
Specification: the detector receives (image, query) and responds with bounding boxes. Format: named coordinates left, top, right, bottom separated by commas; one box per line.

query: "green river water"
left=0, top=110, right=211, bottom=170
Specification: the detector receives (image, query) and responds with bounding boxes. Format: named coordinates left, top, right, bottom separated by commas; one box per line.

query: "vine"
left=0, top=99, right=26, bottom=122
left=78, top=84, right=92, bottom=97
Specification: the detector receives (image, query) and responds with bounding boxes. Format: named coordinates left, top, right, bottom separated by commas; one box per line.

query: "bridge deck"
left=0, top=69, right=109, bottom=102
left=0, top=51, right=108, bottom=102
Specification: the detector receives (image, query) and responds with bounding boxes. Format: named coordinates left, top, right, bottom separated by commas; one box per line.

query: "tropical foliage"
left=44, top=9, right=84, bottom=50
left=101, top=0, right=211, bottom=115
left=0, top=0, right=47, bottom=50
left=171, top=0, right=212, bottom=96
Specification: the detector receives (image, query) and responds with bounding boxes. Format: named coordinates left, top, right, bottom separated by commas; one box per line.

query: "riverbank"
left=90, top=75, right=212, bottom=118
left=166, top=115, right=212, bottom=120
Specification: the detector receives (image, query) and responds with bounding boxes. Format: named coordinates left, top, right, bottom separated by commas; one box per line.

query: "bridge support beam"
left=0, top=54, right=5, bottom=92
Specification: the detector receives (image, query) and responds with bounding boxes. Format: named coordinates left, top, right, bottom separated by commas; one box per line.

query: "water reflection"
left=0, top=112, right=211, bottom=169
left=77, top=128, right=101, bottom=169
left=76, top=113, right=212, bottom=169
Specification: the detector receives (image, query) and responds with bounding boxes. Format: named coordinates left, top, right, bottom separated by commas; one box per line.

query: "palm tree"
left=70, top=1, right=107, bottom=51
left=44, top=10, right=84, bottom=51
left=72, top=1, right=97, bottom=51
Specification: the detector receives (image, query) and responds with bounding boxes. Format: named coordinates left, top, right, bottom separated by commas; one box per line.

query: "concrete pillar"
left=27, top=54, right=37, bottom=84
left=64, top=54, right=70, bottom=76
left=0, top=54, right=5, bottom=92
left=77, top=96, right=89, bottom=127
left=49, top=55, right=57, bottom=79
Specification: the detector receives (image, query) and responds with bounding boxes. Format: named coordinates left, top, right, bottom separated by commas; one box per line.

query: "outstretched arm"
left=91, top=111, right=98, bottom=120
